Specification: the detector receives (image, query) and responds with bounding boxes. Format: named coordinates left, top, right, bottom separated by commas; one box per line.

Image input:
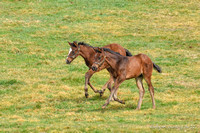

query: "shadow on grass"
left=54, top=91, right=178, bottom=112
left=88, top=95, right=108, bottom=101
left=0, top=79, right=26, bottom=95
left=0, top=79, right=25, bottom=87
left=88, top=103, right=137, bottom=113
left=65, top=94, right=108, bottom=103
left=82, top=98, right=178, bottom=113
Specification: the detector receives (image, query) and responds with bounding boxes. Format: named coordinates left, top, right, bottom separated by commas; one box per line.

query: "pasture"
left=0, top=0, right=199, bottom=132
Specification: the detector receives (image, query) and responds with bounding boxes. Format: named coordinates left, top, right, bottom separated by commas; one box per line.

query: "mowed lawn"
left=0, top=0, right=199, bottom=132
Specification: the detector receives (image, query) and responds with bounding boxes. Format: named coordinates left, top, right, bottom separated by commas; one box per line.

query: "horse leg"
left=144, top=76, right=156, bottom=109
left=99, top=68, right=114, bottom=97
left=102, top=86, right=116, bottom=109
left=113, top=86, right=125, bottom=104
left=108, top=78, right=116, bottom=101
left=84, top=69, right=98, bottom=98
left=102, top=77, right=124, bottom=108
left=135, top=76, right=145, bottom=110
left=99, top=76, right=113, bottom=97
left=107, top=77, right=114, bottom=91
left=106, top=68, right=118, bottom=100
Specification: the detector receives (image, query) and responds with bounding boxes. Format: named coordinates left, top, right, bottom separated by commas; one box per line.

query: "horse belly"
left=125, top=61, right=142, bottom=79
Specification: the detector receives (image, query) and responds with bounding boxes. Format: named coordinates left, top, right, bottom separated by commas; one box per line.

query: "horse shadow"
left=89, top=104, right=137, bottom=113
left=56, top=92, right=164, bottom=112
left=75, top=95, right=107, bottom=102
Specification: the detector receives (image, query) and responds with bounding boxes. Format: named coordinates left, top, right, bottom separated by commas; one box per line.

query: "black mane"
left=78, top=42, right=94, bottom=48
left=103, top=48, right=121, bottom=56
left=75, top=42, right=121, bottom=56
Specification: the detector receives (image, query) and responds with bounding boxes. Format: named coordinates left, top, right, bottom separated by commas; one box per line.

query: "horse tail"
left=125, top=49, right=132, bottom=56
left=153, top=62, right=162, bottom=73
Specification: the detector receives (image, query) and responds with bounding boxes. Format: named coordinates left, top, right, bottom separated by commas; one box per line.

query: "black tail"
left=125, top=49, right=132, bottom=56
left=153, top=62, right=162, bottom=73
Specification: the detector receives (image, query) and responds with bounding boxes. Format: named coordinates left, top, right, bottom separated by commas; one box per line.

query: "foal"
left=66, top=41, right=132, bottom=98
left=91, top=48, right=161, bottom=110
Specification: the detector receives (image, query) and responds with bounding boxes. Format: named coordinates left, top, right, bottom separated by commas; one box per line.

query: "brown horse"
left=91, top=47, right=162, bottom=110
left=66, top=41, right=132, bottom=98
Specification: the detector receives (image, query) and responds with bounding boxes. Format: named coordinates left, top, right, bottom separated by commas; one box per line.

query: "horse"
left=91, top=47, right=162, bottom=110
left=66, top=41, right=132, bottom=98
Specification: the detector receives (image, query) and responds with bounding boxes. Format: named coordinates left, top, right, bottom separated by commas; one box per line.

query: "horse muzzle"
left=66, top=60, right=71, bottom=64
left=92, top=66, right=97, bottom=71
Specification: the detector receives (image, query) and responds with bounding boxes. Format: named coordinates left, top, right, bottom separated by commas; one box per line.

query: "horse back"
left=103, top=43, right=126, bottom=56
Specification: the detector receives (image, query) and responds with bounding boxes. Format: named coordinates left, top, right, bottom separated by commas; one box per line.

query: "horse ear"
left=73, top=41, right=78, bottom=47
left=68, top=41, right=72, bottom=46
left=98, top=47, right=103, bottom=53
left=93, top=47, right=98, bottom=52
left=101, top=48, right=106, bottom=55
left=93, top=47, right=101, bottom=53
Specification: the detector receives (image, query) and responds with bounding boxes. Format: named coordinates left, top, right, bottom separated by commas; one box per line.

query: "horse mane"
left=78, top=42, right=94, bottom=48
left=75, top=42, right=121, bottom=56
left=102, top=48, right=121, bottom=56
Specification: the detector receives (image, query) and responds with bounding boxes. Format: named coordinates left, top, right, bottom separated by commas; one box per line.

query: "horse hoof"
left=85, top=93, right=89, bottom=98
left=121, top=101, right=125, bottom=104
left=102, top=106, right=106, bottom=109
left=99, top=90, right=104, bottom=97
left=102, top=103, right=108, bottom=109
left=135, top=108, right=140, bottom=110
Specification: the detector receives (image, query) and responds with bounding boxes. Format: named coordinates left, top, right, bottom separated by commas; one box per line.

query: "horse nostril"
left=92, top=67, right=95, bottom=71
left=66, top=60, right=70, bottom=64
left=92, top=66, right=97, bottom=71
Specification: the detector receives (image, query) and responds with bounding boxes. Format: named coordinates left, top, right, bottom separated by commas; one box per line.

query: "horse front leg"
left=99, top=68, right=114, bottom=97
left=102, top=77, right=124, bottom=108
left=99, top=68, right=116, bottom=96
left=113, top=86, right=125, bottom=104
left=84, top=69, right=99, bottom=98
left=102, top=87, right=116, bottom=109
left=99, top=76, right=113, bottom=97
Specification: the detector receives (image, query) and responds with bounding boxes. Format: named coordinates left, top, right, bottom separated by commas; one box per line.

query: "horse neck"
left=79, top=45, right=95, bottom=66
left=105, top=52, right=123, bottom=69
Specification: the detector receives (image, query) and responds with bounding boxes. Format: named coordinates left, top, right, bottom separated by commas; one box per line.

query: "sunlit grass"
left=0, top=0, right=199, bottom=132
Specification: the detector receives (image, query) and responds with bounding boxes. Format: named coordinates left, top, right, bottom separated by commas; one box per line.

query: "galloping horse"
left=91, top=47, right=162, bottom=110
left=66, top=41, right=132, bottom=98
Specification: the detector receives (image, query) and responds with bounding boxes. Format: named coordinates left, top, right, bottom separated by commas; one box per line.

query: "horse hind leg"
left=135, top=76, right=145, bottom=110
left=144, top=76, right=156, bottom=109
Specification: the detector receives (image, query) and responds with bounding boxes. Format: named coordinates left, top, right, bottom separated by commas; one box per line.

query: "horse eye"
left=98, top=57, right=101, bottom=60
left=72, top=51, right=75, bottom=54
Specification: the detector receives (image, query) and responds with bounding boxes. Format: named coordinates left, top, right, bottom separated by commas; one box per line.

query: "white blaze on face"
left=67, top=48, right=72, bottom=56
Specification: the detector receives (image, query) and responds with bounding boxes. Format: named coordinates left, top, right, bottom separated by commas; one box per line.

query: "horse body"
left=97, top=51, right=150, bottom=80
left=92, top=48, right=161, bottom=110
left=66, top=41, right=131, bottom=98
left=126, top=54, right=154, bottom=79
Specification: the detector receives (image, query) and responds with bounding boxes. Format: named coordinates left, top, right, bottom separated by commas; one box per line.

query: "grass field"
left=0, top=0, right=200, bottom=132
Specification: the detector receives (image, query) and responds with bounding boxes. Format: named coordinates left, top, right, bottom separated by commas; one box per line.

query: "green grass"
left=0, top=0, right=199, bottom=132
